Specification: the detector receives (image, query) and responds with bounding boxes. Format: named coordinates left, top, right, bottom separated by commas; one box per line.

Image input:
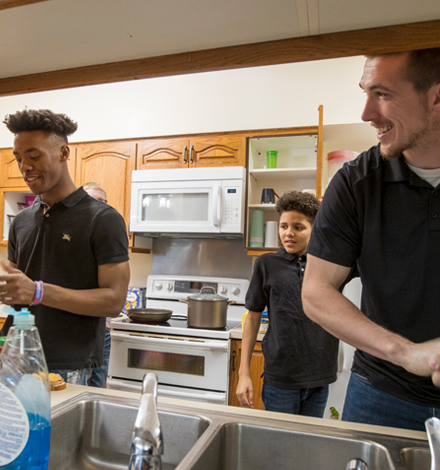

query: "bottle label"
left=0, top=383, right=30, bottom=465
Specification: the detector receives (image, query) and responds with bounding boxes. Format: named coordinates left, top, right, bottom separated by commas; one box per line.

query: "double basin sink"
left=49, top=392, right=431, bottom=470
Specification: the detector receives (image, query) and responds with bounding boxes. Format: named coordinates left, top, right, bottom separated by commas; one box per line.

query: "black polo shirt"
left=308, top=144, right=440, bottom=406
left=5, top=187, right=129, bottom=370
left=246, top=248, right=339, bottom=389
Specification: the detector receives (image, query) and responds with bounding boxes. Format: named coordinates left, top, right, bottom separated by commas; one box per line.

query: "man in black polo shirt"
left=302, top=49, right=440, bottom=431
left=0, top=109, right=130, bottom=385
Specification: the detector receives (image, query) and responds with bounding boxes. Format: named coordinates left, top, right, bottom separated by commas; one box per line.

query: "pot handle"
left=179, top=299, right=189, bottom=304
left=227, top=300, right=236, bottom=305
left=201, top=286, right=216, bottom=294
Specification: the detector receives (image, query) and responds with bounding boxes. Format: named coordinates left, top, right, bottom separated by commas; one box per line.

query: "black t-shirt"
left=245, top=247, right=339, bottom=389
left=308, top=144, right=440, bottom=407
left=4, top=188, right=129, bottom=370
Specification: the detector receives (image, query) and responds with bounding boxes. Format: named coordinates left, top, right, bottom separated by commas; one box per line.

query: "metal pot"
left=179, top=286, right=235, bottom=329
left=126, top=308, right=173, bottom=324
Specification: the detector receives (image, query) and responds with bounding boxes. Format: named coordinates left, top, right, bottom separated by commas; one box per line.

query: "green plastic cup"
left=267, top=150, right=278, bottom=169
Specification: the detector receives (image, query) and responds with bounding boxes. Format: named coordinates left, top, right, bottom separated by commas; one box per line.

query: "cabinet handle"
left=231, top=350, right=236, bottom=371
left=190, top=145, right=194, bottom=164
left=183, top=145, right=187, bottom=164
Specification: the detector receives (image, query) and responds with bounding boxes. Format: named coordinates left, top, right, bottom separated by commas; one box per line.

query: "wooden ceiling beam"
left=0, top=0, right=50, bottom=11
left=1, top=19, right=440, bottom=96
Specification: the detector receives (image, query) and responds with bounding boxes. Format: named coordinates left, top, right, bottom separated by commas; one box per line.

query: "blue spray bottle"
left=0, top=307, right=51, bottom=470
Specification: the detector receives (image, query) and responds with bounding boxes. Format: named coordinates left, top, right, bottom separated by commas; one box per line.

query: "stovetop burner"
left=111, top=314, right=241, bottom=339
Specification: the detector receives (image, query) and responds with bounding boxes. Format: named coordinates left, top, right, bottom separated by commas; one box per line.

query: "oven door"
left=108, top=330, right=230, bottom=393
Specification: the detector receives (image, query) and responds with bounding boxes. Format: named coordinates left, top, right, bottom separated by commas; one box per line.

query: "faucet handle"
left=129, top=372, right=163, bottom=470
left=425, top=417, right=440, bottom=470
left=142, top=372, right=158, bottom=399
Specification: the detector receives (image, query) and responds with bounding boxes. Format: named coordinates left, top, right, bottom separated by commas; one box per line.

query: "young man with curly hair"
left=236, top=190, right=339, bottom=416
left=0, top=109, right=130, bottom=386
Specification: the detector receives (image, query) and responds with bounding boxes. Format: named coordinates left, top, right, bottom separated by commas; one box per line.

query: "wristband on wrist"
left=30, top=280, right=44, bottom=306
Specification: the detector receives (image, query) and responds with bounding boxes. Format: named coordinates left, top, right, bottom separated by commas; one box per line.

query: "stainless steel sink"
left=49, top=393, right=431, bottom=470
left=49, top=394, right=210, bottom=470
left=188, top=422, right=394, bottom=470
left=400, top=447, right=431, bottom=470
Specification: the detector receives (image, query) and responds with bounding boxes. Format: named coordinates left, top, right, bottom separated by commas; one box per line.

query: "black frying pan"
left=126, top=308, right=173, bottom=324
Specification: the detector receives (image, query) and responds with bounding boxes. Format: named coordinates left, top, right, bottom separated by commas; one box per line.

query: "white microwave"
left=130, top=166, right=246, bottom=236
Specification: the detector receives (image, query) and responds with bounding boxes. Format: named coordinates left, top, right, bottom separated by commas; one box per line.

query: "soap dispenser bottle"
left=0, top=308, right=51, bottom=470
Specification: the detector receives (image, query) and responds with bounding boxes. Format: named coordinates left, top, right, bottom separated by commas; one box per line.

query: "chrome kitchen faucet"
left=128, top=373, right=164, bottom=470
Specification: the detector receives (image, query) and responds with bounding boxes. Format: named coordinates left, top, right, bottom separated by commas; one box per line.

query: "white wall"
left=0, top=55, right=367, bottom=147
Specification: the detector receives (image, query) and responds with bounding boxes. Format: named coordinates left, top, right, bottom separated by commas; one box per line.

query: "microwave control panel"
left=221, top=182, right=244, bottom=232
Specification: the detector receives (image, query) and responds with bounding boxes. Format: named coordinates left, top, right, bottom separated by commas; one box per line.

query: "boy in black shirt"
left=236, top=191, right=338, bottom=416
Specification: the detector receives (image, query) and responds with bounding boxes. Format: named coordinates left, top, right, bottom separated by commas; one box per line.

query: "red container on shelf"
left=327, top=150, right=358, bottom=179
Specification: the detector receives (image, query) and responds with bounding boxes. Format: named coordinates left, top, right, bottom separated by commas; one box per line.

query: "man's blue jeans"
left=50, top=367, right=92, bottom=386
left=343, top=372, right=440, bottom=431
left=88, top=327, right=111, bottom=388
left=262, top=383, right=329, bottom=417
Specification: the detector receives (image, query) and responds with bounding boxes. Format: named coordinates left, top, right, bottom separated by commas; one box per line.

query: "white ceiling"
left=1, top=0, right=440, bottom=80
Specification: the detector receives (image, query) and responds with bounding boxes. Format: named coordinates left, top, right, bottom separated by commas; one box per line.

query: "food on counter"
left=49, top=373, right=67, bottom=391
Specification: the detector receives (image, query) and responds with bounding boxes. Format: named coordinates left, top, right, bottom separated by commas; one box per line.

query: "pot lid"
left=188, top=286, right=228, bottom=301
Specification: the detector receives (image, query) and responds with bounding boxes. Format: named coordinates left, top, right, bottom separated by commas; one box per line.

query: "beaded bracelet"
left=30, top=280, right=44, bottom=306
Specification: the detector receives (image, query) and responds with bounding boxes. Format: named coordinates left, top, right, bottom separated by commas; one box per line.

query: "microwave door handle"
left=212, top=185, right=221, bottom=227
left=110, top=331, right=228, bottom=351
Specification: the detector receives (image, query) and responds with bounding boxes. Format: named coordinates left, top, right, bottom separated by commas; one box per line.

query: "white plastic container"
left=327, top=150, right=359, bottom=180
left=0, top=308, right=51, bottom=470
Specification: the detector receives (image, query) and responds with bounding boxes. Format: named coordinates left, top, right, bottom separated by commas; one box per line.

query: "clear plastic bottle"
left=0, top=308, right=51, bottom=470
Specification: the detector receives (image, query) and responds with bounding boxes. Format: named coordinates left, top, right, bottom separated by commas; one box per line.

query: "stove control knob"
left=166, top=282, right=173, bottom=291
left=219, top=285, right=228, bottom=295
left=155, top=282, right=163, bottom=291
left=231, top=286, right=240, bottom=296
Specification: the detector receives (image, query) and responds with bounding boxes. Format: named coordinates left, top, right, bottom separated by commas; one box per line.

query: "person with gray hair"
left=83, top=181, right=112, bottom=388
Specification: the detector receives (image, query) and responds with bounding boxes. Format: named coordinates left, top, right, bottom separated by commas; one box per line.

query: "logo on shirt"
left=62, top=233, right=72, bottom=242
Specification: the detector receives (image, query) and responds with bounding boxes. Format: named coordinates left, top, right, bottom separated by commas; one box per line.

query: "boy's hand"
left=0, top=259, right=35, bottom=305
left=236, top=375, right=254, bottom=408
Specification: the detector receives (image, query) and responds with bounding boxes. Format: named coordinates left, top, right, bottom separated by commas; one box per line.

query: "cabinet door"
left=0, top=186, right=31, bottom=249
left=137, top=138, right=190, bottom=169
left=0, top=146, right=77, bottom=188
left=0, top=149, right=23, bottom=188
left=228, top=339, right=265, bottom=410
left=75, top=141, right=136, bottom=226
left=190, top=134, right=246, bottom=168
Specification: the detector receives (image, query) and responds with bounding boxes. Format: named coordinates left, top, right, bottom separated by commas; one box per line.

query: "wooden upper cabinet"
left=75, top=141, right=136, bottom=225
left=0, top=148, right=23, bottom=187
left=137, top=133, right=246, bottom=170
left=191, top=134, right=245, bottom=167
left=137, top=137, right=189, bottom=169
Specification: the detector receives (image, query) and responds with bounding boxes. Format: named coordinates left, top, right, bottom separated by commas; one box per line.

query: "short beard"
left=381, top=105, right=438, bottom=160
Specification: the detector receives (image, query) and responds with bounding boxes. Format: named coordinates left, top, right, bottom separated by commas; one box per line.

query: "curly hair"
left=3, top=109, right=78, bottom=142
left=275, top=190, right=320, bottom=223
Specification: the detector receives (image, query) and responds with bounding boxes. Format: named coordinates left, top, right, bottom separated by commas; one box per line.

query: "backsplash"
left=151, top=237, right=253, bottom=280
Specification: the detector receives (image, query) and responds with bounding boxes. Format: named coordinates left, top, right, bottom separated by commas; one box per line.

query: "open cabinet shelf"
left=245, top=106, right=324, bottom=255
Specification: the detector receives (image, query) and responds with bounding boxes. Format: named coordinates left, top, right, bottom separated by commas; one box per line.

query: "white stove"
left=108, top=275, right=249, bottom=405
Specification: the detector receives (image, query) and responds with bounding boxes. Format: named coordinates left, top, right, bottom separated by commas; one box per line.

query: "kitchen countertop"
left=50, top=384, right=427, bottom=442
left=230, top=324, right=265, bottom=341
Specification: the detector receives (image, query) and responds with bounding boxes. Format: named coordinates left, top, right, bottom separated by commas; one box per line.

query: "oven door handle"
left=107, top=378, right=227, bottom=404
left=110, top=331, right=229, bottom=351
